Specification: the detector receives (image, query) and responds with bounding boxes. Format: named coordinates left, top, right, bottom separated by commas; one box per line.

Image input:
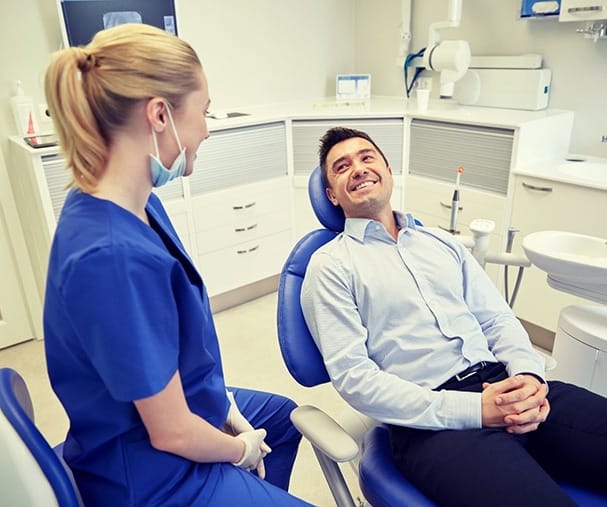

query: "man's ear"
left=326, top=187, right=339, bottom=206
left=145, top=97, right=168, bottom=133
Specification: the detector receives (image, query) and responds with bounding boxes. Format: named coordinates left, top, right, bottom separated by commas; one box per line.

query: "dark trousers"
left=389, top=364, right=607, bottom=507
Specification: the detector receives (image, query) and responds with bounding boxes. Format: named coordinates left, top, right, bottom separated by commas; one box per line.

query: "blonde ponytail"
left=44, top=47, right=107, bottom=190
left=44, top=24, right=202, bottom=191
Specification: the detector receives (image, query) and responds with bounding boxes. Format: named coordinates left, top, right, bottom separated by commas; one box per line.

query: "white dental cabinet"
left=510, top=164, right=607, bottom=333
left=7, top=97, right=581, bottom=338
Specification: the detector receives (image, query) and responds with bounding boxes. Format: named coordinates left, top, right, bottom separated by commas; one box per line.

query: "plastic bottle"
left=10, top=80, right=39, bottom=136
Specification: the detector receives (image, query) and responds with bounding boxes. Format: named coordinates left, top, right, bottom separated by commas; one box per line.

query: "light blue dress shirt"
left=301, top=211, right=545, bottom=431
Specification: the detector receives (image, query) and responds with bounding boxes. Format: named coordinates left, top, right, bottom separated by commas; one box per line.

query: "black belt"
left=452, top=361, right=492, bottom=382
left=437, top=362, right=504, bottom=392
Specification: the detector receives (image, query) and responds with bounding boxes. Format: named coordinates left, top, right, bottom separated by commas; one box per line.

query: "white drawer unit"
left=198, top=230, right=293, bottom=297
left=187, top=122, right=292, bottom=297
left=192, top=177, right=292, bottom=296
left=405, top=174, right=506, bottom=232
left=192, top=177, right=291, bottom=256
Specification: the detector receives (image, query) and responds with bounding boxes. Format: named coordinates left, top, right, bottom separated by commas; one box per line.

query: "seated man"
left=301, top=127, right=607, bottom=507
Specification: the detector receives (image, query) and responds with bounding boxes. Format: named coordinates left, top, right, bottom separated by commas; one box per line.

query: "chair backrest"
left=277, top=166, right=344, bottom=387
left=0, top=368, right=80, bottom=507
left=307, top=165, right=345, bottom=232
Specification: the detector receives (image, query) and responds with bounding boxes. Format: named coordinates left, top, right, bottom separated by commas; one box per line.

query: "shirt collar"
left=344, top=210, right=418, bottom=242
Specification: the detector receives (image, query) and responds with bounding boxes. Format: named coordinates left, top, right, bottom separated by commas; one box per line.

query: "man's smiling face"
left=324, top=136, right=393, bottom=219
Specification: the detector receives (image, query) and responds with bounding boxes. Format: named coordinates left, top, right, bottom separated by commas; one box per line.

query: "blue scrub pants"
left=389, top=364, right=607, bottom=507
left=204, top=387, right=314, bottom=506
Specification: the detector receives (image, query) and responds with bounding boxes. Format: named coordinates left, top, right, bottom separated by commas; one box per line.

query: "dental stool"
left=277, top=166, right=607, bottom=506
left=0, top=367, right=83, bottom=507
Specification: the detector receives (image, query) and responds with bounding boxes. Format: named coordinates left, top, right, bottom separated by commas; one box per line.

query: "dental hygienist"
left=43, top=24, right=311, bottom=507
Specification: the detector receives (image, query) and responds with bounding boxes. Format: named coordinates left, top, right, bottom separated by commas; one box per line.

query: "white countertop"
left=513, top=155, right=607, bottom=192
left=205, top=95, right=573, bottom=130
left=16, top=95, right=605, bottom=191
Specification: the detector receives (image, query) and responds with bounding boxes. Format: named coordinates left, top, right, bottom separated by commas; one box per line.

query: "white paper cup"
left=416, top=89, right=430, bottom=112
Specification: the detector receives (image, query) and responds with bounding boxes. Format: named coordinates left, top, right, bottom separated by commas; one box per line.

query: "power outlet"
left=601, top=135, right=607, bottom=143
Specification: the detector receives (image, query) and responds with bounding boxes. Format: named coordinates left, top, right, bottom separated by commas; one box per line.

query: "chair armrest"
left=290, top=405, right=359, bottom=462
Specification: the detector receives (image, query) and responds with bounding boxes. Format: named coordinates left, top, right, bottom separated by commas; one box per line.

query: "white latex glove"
left=233, top=429, right=268, bottom=474
left=224, top=390, right=272, bottom=478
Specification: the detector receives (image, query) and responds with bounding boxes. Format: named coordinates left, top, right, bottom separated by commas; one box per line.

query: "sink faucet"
left=576, top=22, right=606, bottom=42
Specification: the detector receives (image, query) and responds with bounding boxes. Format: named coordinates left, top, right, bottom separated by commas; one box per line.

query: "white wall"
left=177, top=0, right=355, bottom=109
left=3, top=1, right=605, bottom=156
left=0, top=0, right=355, bottom=161
left=354, top=0, right=607, bottom=157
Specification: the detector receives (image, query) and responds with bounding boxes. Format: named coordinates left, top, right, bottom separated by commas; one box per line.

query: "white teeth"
left=354, top=181, right=375, bottom=190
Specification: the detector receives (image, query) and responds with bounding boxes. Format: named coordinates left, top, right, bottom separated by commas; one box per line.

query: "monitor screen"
left=58, top=0, right=178, bottom=47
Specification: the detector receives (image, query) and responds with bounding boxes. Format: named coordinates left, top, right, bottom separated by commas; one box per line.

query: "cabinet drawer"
left=196, top=230, right=293, bottom=296
left=196, top=212, right=291, bottom=254
left=192, top=177, right=290, bottom=233
left=510, top=176, right=607, bottom=237
left=405, top=175, right=505, bottom=229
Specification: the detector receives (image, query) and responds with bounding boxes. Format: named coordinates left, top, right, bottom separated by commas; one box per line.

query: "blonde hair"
left=44, top=24, right=202, bottom=191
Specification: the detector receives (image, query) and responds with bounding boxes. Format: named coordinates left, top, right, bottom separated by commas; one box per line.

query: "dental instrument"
left=449, top=166, right=464, bottom=234
left=504, top=227, right=526, bottom=307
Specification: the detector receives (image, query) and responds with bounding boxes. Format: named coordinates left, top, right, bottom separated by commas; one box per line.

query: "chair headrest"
left=308, top=166, right=345, bottom=232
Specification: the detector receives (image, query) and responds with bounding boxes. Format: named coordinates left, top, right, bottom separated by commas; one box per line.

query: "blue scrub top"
left=44, top=189, right=230, bottom=506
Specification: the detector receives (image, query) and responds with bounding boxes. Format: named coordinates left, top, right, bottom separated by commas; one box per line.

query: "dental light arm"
left=421, top=0, right=471, bottom=98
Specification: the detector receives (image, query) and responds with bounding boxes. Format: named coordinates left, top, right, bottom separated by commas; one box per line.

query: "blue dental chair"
left=0, top=367, right=82, bottom=507
left=276, top=166, right=607, bottom=507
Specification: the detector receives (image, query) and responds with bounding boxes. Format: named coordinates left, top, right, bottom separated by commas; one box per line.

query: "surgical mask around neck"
left=149, top=104, right=187, bottom=187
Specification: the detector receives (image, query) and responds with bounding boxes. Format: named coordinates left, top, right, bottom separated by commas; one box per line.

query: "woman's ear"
left=145, top=97, right=167, bottom=133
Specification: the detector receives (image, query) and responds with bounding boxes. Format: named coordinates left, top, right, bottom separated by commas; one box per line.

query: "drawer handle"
left=568, top=5, right=603, bottom=13
left=234, top=224, right=258, bottom=233
left=522, top=182, right=553, bottom=193
left=237, top=245, right=260, bottom=254
left=439, top=201, right=463, bottom=211
left=233, top=201, right=256, bottom=210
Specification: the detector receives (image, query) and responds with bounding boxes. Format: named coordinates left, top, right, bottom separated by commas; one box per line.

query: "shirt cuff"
left=519, top=372, right=546, bottom=384
left=442, top=390, right=482, bottom=429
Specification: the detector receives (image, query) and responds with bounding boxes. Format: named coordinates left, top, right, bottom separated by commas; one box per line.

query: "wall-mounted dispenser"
left=520, top=0, right=561, bottom=17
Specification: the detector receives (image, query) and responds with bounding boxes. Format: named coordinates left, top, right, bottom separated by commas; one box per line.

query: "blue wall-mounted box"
left=520, top=0, right=561, bottom=17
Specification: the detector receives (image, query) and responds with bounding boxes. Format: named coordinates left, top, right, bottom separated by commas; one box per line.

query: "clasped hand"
left=481, top=375, right=550, bottom=434
left=224, top=391, right=272, bottom=478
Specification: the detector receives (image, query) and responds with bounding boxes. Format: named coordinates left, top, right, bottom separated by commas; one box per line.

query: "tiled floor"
left=0, top=292, right=363, bottom=507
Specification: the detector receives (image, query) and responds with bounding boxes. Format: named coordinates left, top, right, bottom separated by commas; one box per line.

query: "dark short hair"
left=318, top=127, right=389, bottom=188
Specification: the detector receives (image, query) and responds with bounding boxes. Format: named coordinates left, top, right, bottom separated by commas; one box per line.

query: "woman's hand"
left=233, top=429, right=270, bottom=474
left=223, top=390, right=272, bottom=478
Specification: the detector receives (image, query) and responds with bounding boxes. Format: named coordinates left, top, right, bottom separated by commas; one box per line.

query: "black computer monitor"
left=57, top=0, right=178, bottom=47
